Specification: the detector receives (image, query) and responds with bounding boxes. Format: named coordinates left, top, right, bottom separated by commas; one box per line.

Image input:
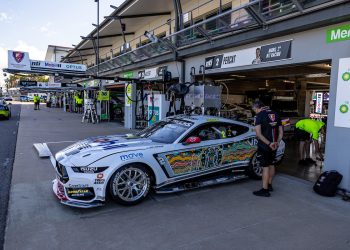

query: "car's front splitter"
left=52, top=179, right=104, bottom=209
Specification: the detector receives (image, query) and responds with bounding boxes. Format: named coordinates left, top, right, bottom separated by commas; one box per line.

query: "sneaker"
left=253, top=188, right=271, bottom=197
left=305, top=158, right=316, bottom=164
left=268, top=184, right=273, bottom=192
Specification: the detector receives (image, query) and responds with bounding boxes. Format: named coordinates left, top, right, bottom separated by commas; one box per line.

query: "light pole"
left=95, top=0, right=100, bottom=78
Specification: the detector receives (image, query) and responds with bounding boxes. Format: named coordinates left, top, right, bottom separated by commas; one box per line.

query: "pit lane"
left=4, top=103, right=350, bottom=250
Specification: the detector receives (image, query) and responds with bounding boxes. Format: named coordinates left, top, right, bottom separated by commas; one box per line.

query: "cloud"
left=14, top=40, right=46, bottom=60
left=0, top=12, right=9, bottom=22
left=40, top=22, right=57, bottom=37
left=0, top=12, right=12, bottom=23
left=0, top=41, right=46, bottom=88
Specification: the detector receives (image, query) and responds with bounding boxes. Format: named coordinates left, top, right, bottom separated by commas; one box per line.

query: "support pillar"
left=297, top=80, right=307, bottom=117
left=124, top=82, right=137, bottom=129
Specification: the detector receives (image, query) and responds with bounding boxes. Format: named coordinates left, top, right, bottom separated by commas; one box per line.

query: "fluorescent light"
left=305, top=73, right=329, bottom=78
left=230, top=74, right=246, bottom=78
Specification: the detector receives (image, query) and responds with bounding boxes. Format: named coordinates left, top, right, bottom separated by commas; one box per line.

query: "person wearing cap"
left=295, top=119, right=325, bottom=165
left=252, top=101, right=283, bottom=197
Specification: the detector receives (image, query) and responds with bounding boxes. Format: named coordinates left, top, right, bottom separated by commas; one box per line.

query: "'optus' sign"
left=326, top=24, right=350, bottom=43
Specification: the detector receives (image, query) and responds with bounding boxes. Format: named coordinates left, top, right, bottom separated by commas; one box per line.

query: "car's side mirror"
left=183, top=136, right=201, bottom=145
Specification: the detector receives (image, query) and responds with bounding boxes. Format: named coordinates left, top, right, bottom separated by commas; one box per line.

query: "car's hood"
left=56, top=135, right=163, bottom=165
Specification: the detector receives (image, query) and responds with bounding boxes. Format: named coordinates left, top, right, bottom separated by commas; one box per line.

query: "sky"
left=0, top=0, right=125, bottom=87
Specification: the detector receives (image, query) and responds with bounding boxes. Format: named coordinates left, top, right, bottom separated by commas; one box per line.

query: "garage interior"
left=201, top=61, right=331, bottom=182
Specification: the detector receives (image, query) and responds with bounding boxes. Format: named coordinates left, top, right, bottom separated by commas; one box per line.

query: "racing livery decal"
left=156, top=139, right=257, bottom=176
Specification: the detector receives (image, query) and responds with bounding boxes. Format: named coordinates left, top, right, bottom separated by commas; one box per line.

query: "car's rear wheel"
left=109, top=165, right=151, bottom=205
left=247, top=153, right=262, bottom=180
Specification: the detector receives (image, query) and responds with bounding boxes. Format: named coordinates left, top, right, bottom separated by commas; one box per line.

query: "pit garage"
left=189, top=62, right=331, bottom=182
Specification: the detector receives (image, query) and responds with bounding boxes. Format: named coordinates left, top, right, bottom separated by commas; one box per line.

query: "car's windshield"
left=136, top=119, right=193, bottom=144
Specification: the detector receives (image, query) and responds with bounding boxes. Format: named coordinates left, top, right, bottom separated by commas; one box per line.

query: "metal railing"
left=84, top=0, right=222, bottom=67
left=85, top=0, right=339, bottom=75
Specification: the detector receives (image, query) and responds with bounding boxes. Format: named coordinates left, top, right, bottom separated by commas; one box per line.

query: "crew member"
left=34, top=94, right=40, bottom=110
left=252, top=101, right=283, bottom=197
left=76, top=94, right=83, bottom=114
left=295, top=118, right=325, bottom=165
left=74, top=93, right=79, bottom=113
left=33, top=94, right=37, bottom=110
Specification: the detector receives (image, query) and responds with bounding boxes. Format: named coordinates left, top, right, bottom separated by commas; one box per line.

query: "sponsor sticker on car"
left=120, top=152, right=144, bottom=161
left=94, top=179, right=105, bottom=185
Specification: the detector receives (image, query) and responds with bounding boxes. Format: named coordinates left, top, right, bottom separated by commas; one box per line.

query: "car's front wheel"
left=109, top=165, right=151, bottom=205
left=247, top=153, right=262, bottom=180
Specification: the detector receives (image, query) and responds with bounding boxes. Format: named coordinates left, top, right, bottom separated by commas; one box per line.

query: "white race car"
left=52, top=115, right=285, bottom=208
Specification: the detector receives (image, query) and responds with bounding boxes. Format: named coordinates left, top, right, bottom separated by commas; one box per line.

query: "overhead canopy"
left=63, top=0, right=185, bottom=62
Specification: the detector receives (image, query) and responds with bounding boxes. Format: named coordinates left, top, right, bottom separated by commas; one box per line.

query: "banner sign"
left=125, top=84, right=132, bottom=106
left=315, top=92, right=323, bottom=114
left=19, top=81, right=37, bottom=87
left=7, top=50, right=86, bottom=73
left=143, top=66, right=168, bottom=79
left=8, top=51, right=31, bottom=71
left=205, top=40, right=292, bottom=70
left=326, top=24, right=350, bottom=43
left=97, top=91, right=110, bottom=101
left=82, top=80, right=99, bottom=88
left=37, top=82, right=62, bottom=88
left=18, top=81, right=61, bottom=88
left=335, top=58, right=350, bottom=128
left=65, top=83, right=78, bottom=87
left=138, top=70, right=145, bottom=79
left=31, top=60, right=86, bottom=72
left=123, top=71, right=134, bottom=79
left=144, top=68, right=158, bottom=79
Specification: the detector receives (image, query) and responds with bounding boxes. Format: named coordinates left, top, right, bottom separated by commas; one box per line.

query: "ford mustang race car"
left=52, top=115, right=285, bottom=208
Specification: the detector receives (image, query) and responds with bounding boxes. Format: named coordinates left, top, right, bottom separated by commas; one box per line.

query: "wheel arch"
left=105, top=162, right=157, bottom=197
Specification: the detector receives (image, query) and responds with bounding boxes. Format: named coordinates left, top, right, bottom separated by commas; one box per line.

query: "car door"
left=155, top=121, right=257, bottom=181
left=154, top=122, right=236, bottom=179
left=212, top=123, right=257, bottom=168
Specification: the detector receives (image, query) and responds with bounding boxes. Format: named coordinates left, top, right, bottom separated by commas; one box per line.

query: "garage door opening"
left=198, top=61, right=331, bottom=182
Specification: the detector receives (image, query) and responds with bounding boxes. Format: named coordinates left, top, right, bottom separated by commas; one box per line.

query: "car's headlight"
left=71, top=166, right=108, bottom=173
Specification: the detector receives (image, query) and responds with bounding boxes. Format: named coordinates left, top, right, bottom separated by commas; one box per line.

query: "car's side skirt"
left=155, top=169, right=248, bottom=194
left=155, top=162, right=248, bottom=189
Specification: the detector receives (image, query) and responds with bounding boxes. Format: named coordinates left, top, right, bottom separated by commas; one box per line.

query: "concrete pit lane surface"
left=4, top=103, right=350, bottom=250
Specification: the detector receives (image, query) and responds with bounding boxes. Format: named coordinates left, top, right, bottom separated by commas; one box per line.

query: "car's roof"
left=168, top=115, right=253, bottom=128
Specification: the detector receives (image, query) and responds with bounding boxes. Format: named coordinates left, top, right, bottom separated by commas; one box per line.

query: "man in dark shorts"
left=252, top=101, right=283, bottom=197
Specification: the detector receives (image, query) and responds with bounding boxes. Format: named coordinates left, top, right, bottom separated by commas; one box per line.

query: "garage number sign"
left=205, top=40, right=292, bottom=70
left=334, top=58, right=350, bottom=128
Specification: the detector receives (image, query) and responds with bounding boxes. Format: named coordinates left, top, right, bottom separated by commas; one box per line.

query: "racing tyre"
left=109, top=165, right=151, bottom=205
left=247, top=153, right=262, bottom=180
